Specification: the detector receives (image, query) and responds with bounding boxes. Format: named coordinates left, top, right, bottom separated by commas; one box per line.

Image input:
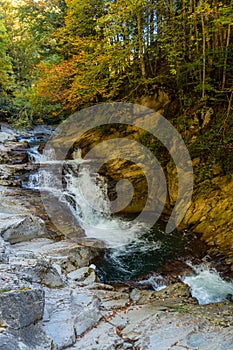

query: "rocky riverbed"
left=0, top=127, right=233, bottom=349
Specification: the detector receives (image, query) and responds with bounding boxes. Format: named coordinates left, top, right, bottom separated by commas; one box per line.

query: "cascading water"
left=26, top=144, right=147, bottom=247
left=182, top=263, right=233, bottom=305
left=23, top=127, right=143, bottom=241
left=23, top=135, right=233, bottom=302
left=66, top=167, right=145, bottom=247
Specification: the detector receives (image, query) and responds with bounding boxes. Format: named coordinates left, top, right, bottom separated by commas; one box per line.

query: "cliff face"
left=68, top=96, right=232, bottom=270
left=179, top=174, right=233, bottom=268
left=50, top=95, right=232, bottom=269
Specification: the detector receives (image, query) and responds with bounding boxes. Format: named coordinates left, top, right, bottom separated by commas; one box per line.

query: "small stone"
left=67, top=266, right=98, bottom=284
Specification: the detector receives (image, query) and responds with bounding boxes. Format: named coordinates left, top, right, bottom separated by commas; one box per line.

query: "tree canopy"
left=0, top=0, right=232, bottom=129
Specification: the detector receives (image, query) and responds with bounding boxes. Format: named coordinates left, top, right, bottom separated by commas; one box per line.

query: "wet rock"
left=0, top=213, right=47, bottom=244
left=0, top=289, right=51, bottom=350
left=226, top=293, right=233, bottom=302
left=181, top=175, right=233, bottom=269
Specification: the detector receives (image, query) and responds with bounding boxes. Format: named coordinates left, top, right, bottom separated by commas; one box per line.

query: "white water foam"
left=66, top=167, right=147, bottom=247
left=26, top=147, right=147, bottom=248
left=138, top=275, right=167, bottom=291
left=28, top=147, right=57, bottom=164
left=28, top=145, right=42, bottom=163
left=182, top=263, right=233, bottom=305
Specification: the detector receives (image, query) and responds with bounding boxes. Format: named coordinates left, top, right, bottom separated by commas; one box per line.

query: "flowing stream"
left=20, top=128, right=233, bottom=304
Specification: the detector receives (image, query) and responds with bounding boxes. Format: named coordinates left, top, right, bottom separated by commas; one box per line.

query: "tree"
left=0, top=0, right=66, bottom=122
left=2, top=0, right=231, bottom=125
left=0, top=13, right=13, bottom=117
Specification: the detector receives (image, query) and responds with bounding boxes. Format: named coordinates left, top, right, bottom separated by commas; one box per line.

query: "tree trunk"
left=222, top=24, right=231, bottom=90
left=137, top=12, right=146, bottom=78
left=200, top=2, right=206, bottom=99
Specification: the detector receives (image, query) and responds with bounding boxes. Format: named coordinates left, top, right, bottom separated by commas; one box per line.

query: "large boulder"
left=0, top=289, right=52, bottom=350
left=43, top=287, right=102, bottom=349
left=0, top=213, right=47, bottom=244
left=16, top=261, right=65, bottom=288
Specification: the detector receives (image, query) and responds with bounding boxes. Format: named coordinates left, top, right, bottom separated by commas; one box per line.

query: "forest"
left=0, top=0, right=232, bottom=179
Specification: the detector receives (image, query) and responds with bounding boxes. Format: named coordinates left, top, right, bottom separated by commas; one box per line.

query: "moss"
left=18, top=287, right=31, bottom=292
left=0, top=288, right=11, bottom=293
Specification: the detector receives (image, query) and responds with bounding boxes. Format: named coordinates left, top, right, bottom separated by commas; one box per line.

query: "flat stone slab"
left=9, top=237, right=102, bottom=272
left=43, top=287, right=102, bottom=349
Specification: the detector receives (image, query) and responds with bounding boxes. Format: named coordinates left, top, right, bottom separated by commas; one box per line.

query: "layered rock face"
left=0, top=131, right=30, bottom=186
left=179, top=174, right=233, bottom=269
left=0, top=189, right=103, bottom=349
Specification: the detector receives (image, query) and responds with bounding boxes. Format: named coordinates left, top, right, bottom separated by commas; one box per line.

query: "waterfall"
left=25, top=146, right=147, bottom=248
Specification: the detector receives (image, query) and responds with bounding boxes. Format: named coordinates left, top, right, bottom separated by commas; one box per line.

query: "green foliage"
left=0, top=0, right=66, bottom=123
left=0, top=14, right=13, bottom=116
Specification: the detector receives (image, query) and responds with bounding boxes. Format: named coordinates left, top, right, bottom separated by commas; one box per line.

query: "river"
left=13, top=124, right=233, bottom=305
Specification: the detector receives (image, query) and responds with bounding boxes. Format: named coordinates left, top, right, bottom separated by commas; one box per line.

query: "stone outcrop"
left=0, top=140, right=29, bottom=164
left=69, top=125, right=233, bottom=269
left=6, top=237, right=103, bottom=273
left=0, top=183, right=231, bottom=349
left=0, top=213, right=47, bottom=244
left=66, top=282, right=233, bottom=350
